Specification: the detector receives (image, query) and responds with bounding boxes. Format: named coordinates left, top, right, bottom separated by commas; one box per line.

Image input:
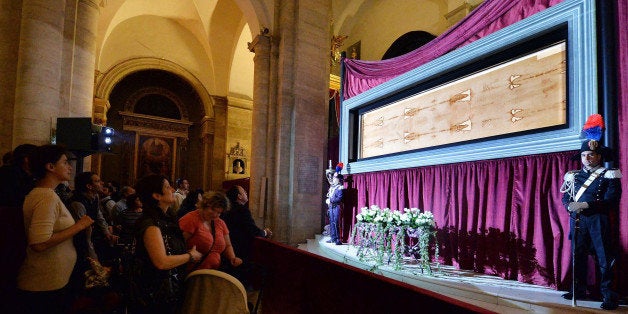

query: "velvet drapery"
left=342, top=0, right=564, bottom=100
left=339, top=0, right=628, bottom=293
left=615, top=0, right=628, bottom=296
left=344, top=152, right=582, bottom=288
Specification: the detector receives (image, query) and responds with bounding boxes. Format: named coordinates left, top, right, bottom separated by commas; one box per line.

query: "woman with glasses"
left=179, top=191, right=242, bottom=271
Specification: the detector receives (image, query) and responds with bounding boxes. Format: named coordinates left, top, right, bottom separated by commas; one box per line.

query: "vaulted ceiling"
left=94, top=0, right=477, bottom=100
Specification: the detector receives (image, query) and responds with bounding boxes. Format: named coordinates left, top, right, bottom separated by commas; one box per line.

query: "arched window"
left=382, top=31, right=436, bottom=60
left=134, top=94, right=182, bottom=120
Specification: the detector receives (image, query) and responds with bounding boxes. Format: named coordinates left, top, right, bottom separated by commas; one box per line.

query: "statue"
left=330, top=34, right=348, bottom=67
left=325, top=162, right=344, bottom=245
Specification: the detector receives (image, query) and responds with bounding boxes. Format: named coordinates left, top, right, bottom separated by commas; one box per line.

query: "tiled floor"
left=302, top=235, right=627, bottom=313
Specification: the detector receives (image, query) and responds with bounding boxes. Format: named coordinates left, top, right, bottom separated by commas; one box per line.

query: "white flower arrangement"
left=352, top=205, right=438, bottom=273
left=356, top=205, right=380, bottom=223
left=416, top=211, right=436, bottom=230
left=401, top=207, right=420, bottom=228
left=356, top=205, right=436, bottom=230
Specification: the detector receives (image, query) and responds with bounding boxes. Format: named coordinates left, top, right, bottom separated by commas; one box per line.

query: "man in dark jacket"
left=69, top=172, right=118, bottom=266
left=222, top=185, right=271, bottom=262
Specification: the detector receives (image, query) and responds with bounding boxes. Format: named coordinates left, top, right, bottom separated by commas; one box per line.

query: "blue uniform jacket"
left=561, top=168, right=622, bottom=216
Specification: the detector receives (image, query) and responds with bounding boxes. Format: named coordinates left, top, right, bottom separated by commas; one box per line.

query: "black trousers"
left=570, top=213, right=615, bottom=300
left=18, top=285, right=71, bottom=314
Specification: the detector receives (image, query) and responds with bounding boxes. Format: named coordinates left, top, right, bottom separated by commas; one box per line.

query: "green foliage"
left=351, top=205, right=438, bottom=274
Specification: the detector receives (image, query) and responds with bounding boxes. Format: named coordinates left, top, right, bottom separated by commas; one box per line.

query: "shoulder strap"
left=574, top=167, right=605, bottom=201
left=209, top=219, right=216, bottom=250
left=154, top=219, right=174, bottom=255
left=194, top=220, right=216, bottom=269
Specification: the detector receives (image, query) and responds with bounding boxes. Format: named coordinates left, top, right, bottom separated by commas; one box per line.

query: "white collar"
left=583, top=165, right=602, bottom=173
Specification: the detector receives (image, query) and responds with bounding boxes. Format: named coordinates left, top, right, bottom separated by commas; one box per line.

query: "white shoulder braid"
left=563, top=170, right=578, bottom=182
left=560, top=171, right=578, bottom=197
left=604, top=169, right=622, bottom=179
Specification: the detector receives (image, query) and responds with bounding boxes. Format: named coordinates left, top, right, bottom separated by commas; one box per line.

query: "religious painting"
left=346, top=41, right=361, bottom=60
left=137, top=135, right=174, bottom=180
left=359, top=42, right=567, bottom=159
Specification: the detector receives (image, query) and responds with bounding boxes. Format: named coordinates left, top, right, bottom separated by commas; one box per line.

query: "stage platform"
left=298, top=235, right=627, bottom=313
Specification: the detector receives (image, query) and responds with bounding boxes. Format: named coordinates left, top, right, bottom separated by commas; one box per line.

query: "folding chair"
left=180, top=269, right=249, bottom=314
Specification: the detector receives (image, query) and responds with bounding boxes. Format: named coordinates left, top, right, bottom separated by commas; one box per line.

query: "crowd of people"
left=0, top=144, right=272, bottom=314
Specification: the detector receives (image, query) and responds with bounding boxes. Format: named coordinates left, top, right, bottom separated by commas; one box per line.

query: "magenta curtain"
left=342, top=0, right=564, bottom=100
left=615, top=0, right=628, bottom=296
left=338, top=0, right=628, bottom=292
left=345, top=152, right=579, bottom=288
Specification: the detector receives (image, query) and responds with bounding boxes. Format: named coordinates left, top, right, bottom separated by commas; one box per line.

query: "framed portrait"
left=346, top=41, right=361, bottom=60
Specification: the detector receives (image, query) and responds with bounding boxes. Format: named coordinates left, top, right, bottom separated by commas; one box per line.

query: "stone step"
left=305, top=234, right=621, bottom=313
left=296, top=242, right=308, bottom=251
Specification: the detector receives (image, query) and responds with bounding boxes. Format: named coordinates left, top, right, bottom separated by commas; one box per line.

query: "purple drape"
left=342, top=0, right=564, bottom=100
left=616, top=0, right=628, bottom=296
left=345, top=152, right=578, bottom=288
left=338, top=0, right=628, bottom=292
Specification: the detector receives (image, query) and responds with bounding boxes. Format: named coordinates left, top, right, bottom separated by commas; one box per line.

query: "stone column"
left=93, top=97, right=110, bottom=125
left=68, top=0, right=99, bottom=117
left=248, top=33, right=273, bottom=226
left=13, top=0, right=67, bottom=145
left=265, top=0, right=331, bottom=244
left=0, top=0, right=23, bottom=153
left=91, top=97, right=109, bottom=174
left=210, top=96, right=228, bottom=190
left=62, top=0, right=99, bottom=172
left=200, top=116, right=215, bottom=191
left=289, top=0, right=331, bottom=243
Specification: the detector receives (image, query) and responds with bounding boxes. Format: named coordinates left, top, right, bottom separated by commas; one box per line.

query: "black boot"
left=561, top=292, right=586, bottom=300
left=600, top=299, right=618, bottom=310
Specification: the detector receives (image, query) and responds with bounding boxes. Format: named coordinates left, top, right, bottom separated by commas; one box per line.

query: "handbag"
left=84, top=257, right=111, bottom=289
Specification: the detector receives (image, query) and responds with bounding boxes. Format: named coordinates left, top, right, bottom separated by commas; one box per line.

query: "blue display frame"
left=339, top=0, right=597, bottom=174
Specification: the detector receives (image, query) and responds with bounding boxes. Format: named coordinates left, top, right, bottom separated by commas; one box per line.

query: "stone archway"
left=124, top=87, right=190, bottom=120
left=96, top=68, right=219, bottom=190
left=94, top=57, right=215, bottom=119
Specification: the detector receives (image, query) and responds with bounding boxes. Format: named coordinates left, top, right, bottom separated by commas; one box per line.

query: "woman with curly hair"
left=179, top=191, right=242, bottom=271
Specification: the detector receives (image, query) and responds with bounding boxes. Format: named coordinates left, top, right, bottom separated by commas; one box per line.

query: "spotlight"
left=96, top=126, right=115, bottom=152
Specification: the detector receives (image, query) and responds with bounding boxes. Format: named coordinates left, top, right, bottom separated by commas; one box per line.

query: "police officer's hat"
left=571, top=114, right=613, bottom=161
left=334, top=162, right=344, bottom=182
left=572, top=139, right=613, bottom=161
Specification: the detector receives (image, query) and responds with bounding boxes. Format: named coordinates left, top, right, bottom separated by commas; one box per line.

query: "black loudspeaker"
left=56, top=117, right=115, bottom=153
left=56, top=118, right=94, bottom=152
